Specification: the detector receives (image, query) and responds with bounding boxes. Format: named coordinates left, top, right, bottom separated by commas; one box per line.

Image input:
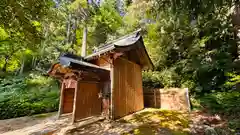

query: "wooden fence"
left=144, top=88, right=190, bottom=112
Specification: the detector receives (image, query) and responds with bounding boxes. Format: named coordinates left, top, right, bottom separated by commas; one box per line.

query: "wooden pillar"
left=72, top=80, right=79, bottom=124
left=58, top=81, right=65, bottom=118
left=154, top=90, right=156, bottom=108
left=110, top=58, right=114, bottom=119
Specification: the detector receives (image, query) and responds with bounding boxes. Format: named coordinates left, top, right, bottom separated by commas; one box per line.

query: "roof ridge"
left=97, top=28, right=142, bottom=49
left=85, top=28, right=143, bottom=60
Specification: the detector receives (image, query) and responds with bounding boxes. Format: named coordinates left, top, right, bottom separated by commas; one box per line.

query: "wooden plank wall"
left=75, top=82, right=102, bottom=120
left=63, top=88, right=75, bottom=114
left=113, top=58, right=144, bottom=119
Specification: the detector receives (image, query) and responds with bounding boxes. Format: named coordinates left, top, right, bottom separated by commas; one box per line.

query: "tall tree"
left=124, top=0, right=237, bottom=92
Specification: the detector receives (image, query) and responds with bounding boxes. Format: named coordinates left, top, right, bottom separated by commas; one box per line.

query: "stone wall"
left=144, top=88, right=190, bottom=112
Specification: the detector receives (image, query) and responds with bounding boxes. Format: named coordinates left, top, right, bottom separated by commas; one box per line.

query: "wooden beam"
left=119, top=57, right=138, bottom=66
left=58, top=82, right=65, bottom=118
left=72, top=81, right=79, bottom=124
left=110, top=58, right=114, bottom=119
left=154, top=90, right=156, bottom=108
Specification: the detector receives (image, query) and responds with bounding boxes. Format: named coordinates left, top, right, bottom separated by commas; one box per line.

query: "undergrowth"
left=191, top=91, right=240, bottom=132
left=0, top=72, right=59, bottom=119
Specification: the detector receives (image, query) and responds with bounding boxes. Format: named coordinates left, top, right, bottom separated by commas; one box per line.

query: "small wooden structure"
left=48, top=30, right=153, bottom=122
left=144, top=88, right=191, bottom=112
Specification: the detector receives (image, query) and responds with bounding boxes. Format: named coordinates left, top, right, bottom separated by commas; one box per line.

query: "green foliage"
left=199, top=92, right=240, bottom=115
left=83, top=0, right=123, bottom=51
left=0, top=72, right=59, bottom=119
left=142, top=68, right=181, bottom=88
left=224, top=72, right=240, bottom=89
left=142, top=71, right=163, bottom=88
left=0, top=0, right=239, bottom=124
left=0, top=0, right=54, bottom=43
left=194, top=91, right=240, bottom=131
left=124, top=0, right=238, bottom=94
left=0, top=0, right=124, bottom=120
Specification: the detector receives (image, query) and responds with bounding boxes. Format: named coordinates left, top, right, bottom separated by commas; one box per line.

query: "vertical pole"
left=185, top=88, right=191, bottom=112
left=72, top=80, right=78, bottom=124
left=110, top=58, right=114, bottom=119
left=81, top=0, right=88, bottom=57
left=159, top=89, right=161, bottom=108
left=81, top=26, right=87, bottom=57
left=154, top=90, right=156, bottom=108
left=58, top=81, right=65, bottom=119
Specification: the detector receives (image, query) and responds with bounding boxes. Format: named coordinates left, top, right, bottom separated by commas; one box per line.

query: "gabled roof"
left=48, top=29, right=154, bottom=78
left=85, top=29, right=154, bottom=70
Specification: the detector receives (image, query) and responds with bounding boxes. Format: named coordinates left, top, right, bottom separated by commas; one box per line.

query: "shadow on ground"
left=67, top=109, right=190, bottom=135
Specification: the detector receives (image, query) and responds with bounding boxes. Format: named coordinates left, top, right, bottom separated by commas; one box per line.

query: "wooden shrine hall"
left=48, top=29, right=153, bottom=123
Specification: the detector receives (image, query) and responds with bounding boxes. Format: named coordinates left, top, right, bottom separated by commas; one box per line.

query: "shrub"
left=142, top=68, right=181, bottom=88
left=142, top=71, right=164, bottom=88
left=0, top=72, right=59, bottom=119
left=196, top=91, right=240, bottom=131
left=199, top=92, right=240, bottom=115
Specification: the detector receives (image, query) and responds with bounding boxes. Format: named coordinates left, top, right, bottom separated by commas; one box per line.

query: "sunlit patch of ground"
left=68, top=108, right=191, bottom=135
left=119, top=108, right=190, bottom=135
left=0, top=112, right=73, bottom=135
left=0, top=112, right=57, bottom=134
left=1, top=108, right=235, bottom=135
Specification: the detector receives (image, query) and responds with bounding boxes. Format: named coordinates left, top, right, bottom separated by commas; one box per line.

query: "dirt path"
left=0, top=109, right=234, bottom=135
left=0, top=112, right=73, bottom=135
left=0, top=112, right=56, bottom=133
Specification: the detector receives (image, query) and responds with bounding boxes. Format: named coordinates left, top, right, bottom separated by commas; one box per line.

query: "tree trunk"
left=81, top=25, right=87, bottom=57
left=70, top=16, right=78, bottom=54
left=32, top=56, right=36, bottom=68
left=232, top=3, right=240, bottom=60
left=81, top=0, right=88, bottom=57
left=66, top=13, right=72, bottom=44
left=19, top=56, right=25, bottom=75
left=2, top=55, right=9, bottom=72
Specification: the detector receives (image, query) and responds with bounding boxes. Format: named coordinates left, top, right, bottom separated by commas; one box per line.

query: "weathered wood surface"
left=63, top=78, right=77, bottom=89
left=113, top=58, right=144, bottom=119
left=93, top=55, right=111, bottom=70
left=75, top=82, right=101, bottom=120
left=63, top=88, right=75, bottom=114
left=72, top=81, right=79, bottom=123
left=58, top=82, right=65, bottom=117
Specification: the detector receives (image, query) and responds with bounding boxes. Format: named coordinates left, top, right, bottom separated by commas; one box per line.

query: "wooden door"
left=75, top=82, right=102, bottom=120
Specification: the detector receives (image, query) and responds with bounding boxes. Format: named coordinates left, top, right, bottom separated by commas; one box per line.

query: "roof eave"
left=85, top=46, right=115, bottom=61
